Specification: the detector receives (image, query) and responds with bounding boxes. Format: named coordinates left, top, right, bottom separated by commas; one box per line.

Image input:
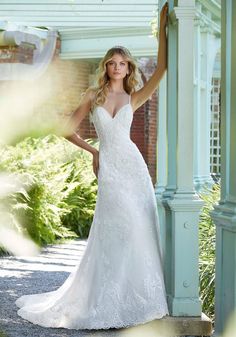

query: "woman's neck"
left=107, top=80, right=125, bottom=94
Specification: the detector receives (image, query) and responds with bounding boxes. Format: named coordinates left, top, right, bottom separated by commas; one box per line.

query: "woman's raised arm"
left=131, top=2, right=168, bottom=111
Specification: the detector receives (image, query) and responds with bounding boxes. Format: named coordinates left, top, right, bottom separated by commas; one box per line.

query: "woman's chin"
left=109, top=75, right=125, bottom=81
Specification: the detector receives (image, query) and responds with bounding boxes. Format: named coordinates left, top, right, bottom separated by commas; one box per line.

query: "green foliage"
left=0, top=135, right=98, bottom=247
left=198, top=182, right=220, bottom=322
left=0, top=331, right=8, bottom=337
left=61, top=160, right=97, bottom=238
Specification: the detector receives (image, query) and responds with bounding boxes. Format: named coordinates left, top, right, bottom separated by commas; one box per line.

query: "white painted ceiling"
left=0, top=0, right=158, bottom=29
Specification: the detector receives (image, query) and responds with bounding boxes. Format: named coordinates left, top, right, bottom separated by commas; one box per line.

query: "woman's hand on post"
left=156, top=2, right=168, bottom=72
left=159, top=2, right=168, bottom=32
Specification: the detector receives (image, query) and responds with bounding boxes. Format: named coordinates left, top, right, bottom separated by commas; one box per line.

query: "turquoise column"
left=210, top=0, right=236, bottom=334
left=155, top=72, right=167, bottom=257
left=155, top=0, right=170, bottom=294
left=193, top=16, right=202, bottom=191
left=156, top=0, right=204, bottom=316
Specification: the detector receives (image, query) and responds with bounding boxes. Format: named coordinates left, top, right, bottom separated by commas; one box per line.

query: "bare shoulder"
left=75, top=87, right=96, bottom=114
left=81, top=87, right=96, bottom=104
left=70, top=87, right=97, bottom=124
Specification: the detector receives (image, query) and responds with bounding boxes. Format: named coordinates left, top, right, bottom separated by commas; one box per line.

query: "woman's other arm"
left=64, top=88, right=100, bottom=177
left=64, top=88, right=97, bottom=156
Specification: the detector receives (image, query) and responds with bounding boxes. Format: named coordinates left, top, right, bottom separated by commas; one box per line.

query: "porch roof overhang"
left=0, top=0, right=158, bottom=28
left=0, top=0, right=221, bottom=60
left=0, top=0, right=158, bottom=59
left=59, top=27, right=157, bottom=59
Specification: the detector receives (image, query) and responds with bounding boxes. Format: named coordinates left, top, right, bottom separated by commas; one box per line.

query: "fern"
left=0, top=135, right=98, bottom=249
left=198, top=182, right=220, bottom=322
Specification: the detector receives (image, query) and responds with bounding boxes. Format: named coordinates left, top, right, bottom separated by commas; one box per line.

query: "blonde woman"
left=16, top=2, right=169, bottom=330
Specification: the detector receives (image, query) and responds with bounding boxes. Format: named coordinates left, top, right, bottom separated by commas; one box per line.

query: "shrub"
left=0, top=135, right=98, bottom=247
left=198, top=182, right=220, bottom=322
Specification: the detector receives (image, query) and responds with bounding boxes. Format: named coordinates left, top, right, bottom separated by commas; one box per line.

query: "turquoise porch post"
left=155, top=0, right=168, bottom=261
left=156, top=0, right=204, bottom=316
left=210, top=0, right=236, bottom=334
left=155, top=72, right=168, bottom=258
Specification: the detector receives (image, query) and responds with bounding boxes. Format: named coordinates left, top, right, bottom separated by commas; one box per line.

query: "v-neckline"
left=99, top=94, right=131, bottom=120
left=99, top=103, right=131, bottom=120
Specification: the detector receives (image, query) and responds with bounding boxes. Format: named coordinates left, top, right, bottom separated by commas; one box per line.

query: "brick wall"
left=35, top=39, right=91, bottom=119
left=138, top=58, right=158, bottom=184
left=0, top=44, right=34, bottom=64
left=145, top=90, right=158, bottom=184
left=0, top=38, right=91, bottom=125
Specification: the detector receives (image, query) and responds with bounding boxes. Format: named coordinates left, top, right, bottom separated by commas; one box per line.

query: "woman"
left=16, top=2, right=169, bottom=330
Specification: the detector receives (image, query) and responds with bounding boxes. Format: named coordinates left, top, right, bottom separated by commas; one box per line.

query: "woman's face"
left=106, top=53, right=129, bottom=81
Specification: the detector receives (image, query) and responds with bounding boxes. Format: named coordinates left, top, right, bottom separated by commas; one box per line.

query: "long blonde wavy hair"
left=90, top=46, right=142, bottom=110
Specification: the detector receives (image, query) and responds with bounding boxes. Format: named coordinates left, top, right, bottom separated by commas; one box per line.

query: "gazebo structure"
left=1, top=0, right=235, bottom=336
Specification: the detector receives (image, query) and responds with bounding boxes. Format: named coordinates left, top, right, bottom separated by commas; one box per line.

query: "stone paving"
left=0, top=239, right=167, bottom=337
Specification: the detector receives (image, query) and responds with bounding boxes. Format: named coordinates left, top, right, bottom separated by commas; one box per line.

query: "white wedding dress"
left=15, top=94, right=169, bottom=330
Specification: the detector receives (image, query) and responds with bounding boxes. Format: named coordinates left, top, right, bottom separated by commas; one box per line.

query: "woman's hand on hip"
left=92, top=150, right=99, bottom=178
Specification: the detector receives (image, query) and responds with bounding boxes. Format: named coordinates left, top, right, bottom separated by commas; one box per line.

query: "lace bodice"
left=91, top=95, right=133, bottom=149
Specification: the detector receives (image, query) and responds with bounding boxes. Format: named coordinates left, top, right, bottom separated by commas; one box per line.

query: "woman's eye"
left=108, top=61, right=126, bottom=66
